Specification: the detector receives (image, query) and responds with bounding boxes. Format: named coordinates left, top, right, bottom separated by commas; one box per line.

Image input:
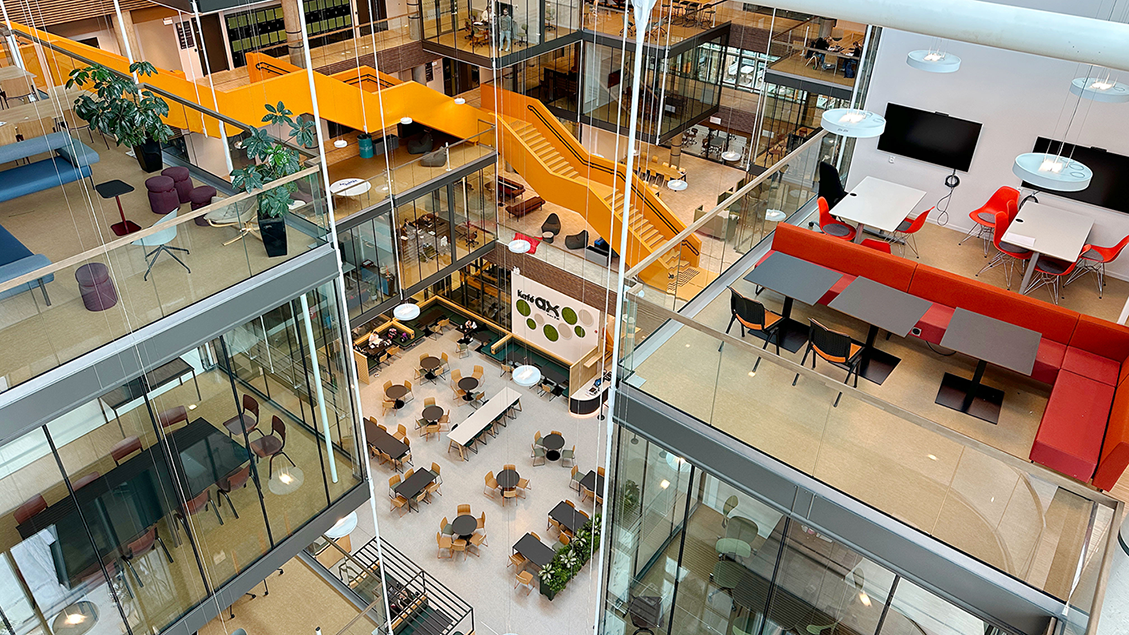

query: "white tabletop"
left=831, top=176, right=927, bottom=233
left=447, top=386, right=522, bottom=446
left=0, top=66, right=34, bottom=82
left=330, top=178, right=372, bottom=197
left=1002, top=201, right=1093, bottom=261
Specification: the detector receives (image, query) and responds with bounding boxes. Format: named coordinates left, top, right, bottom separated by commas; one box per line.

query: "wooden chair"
left=552, top=533, right=572, bottom=551
left=403, top=380, right=414, bottom=401
left=458, top=503, right=472, bottom=515
left=391, top=494, right=409, bottom=515
left=383, top=380, right=393, bottom=393
left=424, top=396, right=436, bottom=407
left=440, top=352, right=450, bottom=374
left=451, top=537, right=467, bottom=560
left=533, top=431, right=543, bottom=446
left=503, top=489, right=518, bottom=505
left=440, top=516, right=453, bottom=534
left=432, top=462, right=444, bottom=484
left=503, top=463, right=517, bottom=471
left=484, top=471, right=499, bottom=497
left=472, top=365, right=484, bottom=380
left=550, top=430, right=563, bottom=436
left=468, top=532, right=486, bottom=556
left=437, top=532, right=453, bottom=558
left=548, top=516, right=563, bottom=533
left=382, top=399, right=396, bottom=416
left=477, top=512, right=488, bottom=544
left=517, top=477, right=530, bottom=497
left=515, top=570, right=535, bottom=594
left=111, top=436, right=142, bottom=465
left=509, top=552, right=527, bottom=569
left=569, top=465, right=583, bottom=491
left=397, top=424, right=408, bottom=438
left=561, top=444, right=576, bottom=467
left=425, top=422, right=441, bottom=440
left=501, top=363, right=514, bottom=379
left=531, top=443, right=546, bottom=466
left=389, top=475, right=402, bottom=498
left=405, top=468, right=415, bottom=479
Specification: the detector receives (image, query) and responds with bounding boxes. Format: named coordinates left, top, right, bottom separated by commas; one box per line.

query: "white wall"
left=852, top=28, right=1129, bottom=280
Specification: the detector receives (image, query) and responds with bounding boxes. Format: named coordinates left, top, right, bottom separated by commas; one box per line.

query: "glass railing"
left=0, top=167, right=329, bottom=390
left=766, top=14, right=862, bottom=88
left=616, top=288, right=1121, bottom=616
left=305, top=15, right=416, bottom=71
left=625, top=129, right=829, bottom=311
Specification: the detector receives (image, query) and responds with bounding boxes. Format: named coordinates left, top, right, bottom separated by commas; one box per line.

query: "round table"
left=541, top=433, right=565, bottom=461
left=458, top=377, right=480, bottom=400
left=386, top=384, right=409, bottom=408
left=497, top=468, right=520, bottom=490
left=667, top=179, right=688, bottom=191
left=330, top=178, right=372, bottom=198
left=451, top=514, right=477, bottom=538
left=421, top=356, right=441, bottom=379
left=423, top=405, right=444, bottom=422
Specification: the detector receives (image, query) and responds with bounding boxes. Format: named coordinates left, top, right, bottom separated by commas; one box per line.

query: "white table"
left=446, top=386, right=522, bottom=459
left=330, top=177, right=372, bottom=198
left=1002, top=201, right=1093, bottom=293
left=831, top=176, right=926, bottom=243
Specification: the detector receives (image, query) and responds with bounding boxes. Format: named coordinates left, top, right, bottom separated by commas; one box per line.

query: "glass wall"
left=0, top=281, right=363, bottom=635
left=420, top=0, right=581, bottom=57
left=340, top=212, right=399, bottom=320
left=602, top=428, right=1019, bottom=635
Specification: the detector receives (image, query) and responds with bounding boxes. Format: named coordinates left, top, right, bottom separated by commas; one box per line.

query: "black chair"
left=796, top=318, right=863, bottom=407
left=541, top=213, right=562, bottom=242
left=724, top=288, right=782, bottom=372
left=818, top=161, right=848, bottom=208
left=565, top=230, right=588, bottom=250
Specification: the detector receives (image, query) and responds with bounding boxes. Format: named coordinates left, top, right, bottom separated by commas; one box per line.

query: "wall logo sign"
left=511, top=274, right=599, bottom=364
left=516, top=290, right=560, bottom=320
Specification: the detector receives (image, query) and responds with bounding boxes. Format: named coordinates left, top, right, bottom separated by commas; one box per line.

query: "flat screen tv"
left=877, top=104, right=983, bottom=172
left=1024, top=138, right=1129, bottom=213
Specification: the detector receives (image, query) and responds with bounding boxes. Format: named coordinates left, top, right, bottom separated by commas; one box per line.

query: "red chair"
left=860, top=239, right=892, bottom=254
left=122, top=525, right=173, bottom=586
left=175, top=489, right=224, bottom=540
left=1068, top=235, right=1129, bottom=298
left=817, top=197, right=856, bottom=241
left=216, top=464, right=252, bottom=519
left=110, top=436, right=142, bottom=466
left=892, top=206, right=933, bottom=258
left=961, top=186, right=1019, bottom=256
left=1027, top=257, right=1078, bottom=305
left=251, top=415, right=296, bottom=479
left=158, top=406, right=188, bottom=431
left=976, top=206, right=1031, bottom=289
left=13, top=494, right=47, bottom=525
left=223, top=394, right=260, bottom=440
left=73, top=472, right=101, bottom=490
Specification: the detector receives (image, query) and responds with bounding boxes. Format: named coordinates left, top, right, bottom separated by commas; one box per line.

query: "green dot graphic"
left=562, top=307, right=578, bottom=324
left=544, top=324, right=559, bottom=342
left=517, top=299, right=531, bottom=316
left=527, top=318, right=536, bottom=329
left=574, top=326, right=586, bottom=338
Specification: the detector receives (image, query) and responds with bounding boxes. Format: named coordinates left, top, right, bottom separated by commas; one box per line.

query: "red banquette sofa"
left=754, top=223, right=1129, bottom=490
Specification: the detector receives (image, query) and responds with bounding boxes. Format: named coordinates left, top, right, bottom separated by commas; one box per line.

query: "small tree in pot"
left=230, top=102, right=316, bottom=257
left=67, top=61, right=175, bottom=173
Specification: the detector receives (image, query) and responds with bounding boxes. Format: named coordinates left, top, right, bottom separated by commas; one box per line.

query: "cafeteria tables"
left=422, top=405, right=444, bottom=423
left=99, top=358, right=201, bottom=436
left=743, top=252, right=843, bottom=352
left=935, top=308, right=1041, bottom=424
left=541, top=432, right=565, bottom=461
left=580, top=469, right=605, bottom=495
left=458, top=376, right=480, bottom=400
left=549, top=501, right=587, bottom=534
left=451, top=514, right=477, bottom=538
left=394, top=468, right=436, bottom=511
left=447, top=387, right=522, bottom=459
left=831, top=177, right=926, bottom=244
left=497, top=467, right=520, bottom=489
left=420, top=356, right=442, bottom=381
left=828, top=277, right=931, bottom=384
left=513, top=533, right=556, bottom=568
left=386, top=384, right=409, bottom=408
left=365, top=419, right=408, bottom=467
left=1002, top=201, right=1094, bottom=294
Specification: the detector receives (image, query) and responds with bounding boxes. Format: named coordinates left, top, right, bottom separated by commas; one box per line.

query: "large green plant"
left=230, top=102, right=317, bottom=219
left=66, top=61, right=175, bottom=148
left=539, top=515, right=603, bottom=594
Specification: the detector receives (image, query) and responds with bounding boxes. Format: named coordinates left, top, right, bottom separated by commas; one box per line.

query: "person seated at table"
left=462, top=319, right=479, bottom=335
left=807, top=36, right=829, bottom=67
left=479, top=6, right=493, bottom=23
left=843, top=42, right=862, bottom=78
left=368, top=331, right=382, bottom=347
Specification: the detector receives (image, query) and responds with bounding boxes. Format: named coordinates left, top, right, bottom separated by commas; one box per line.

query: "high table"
left=831, top=176, right=926, bottom=244
left=936, top=308, right=1041, bottom=424
left=513, top=533, right=556, bottom=568
left=1002, top=201, right=1093, bottom=294
left=96, top=180, right=139, bottom=236
left=828, top=277, right=931, bottom=384
left=743, top=252, right=843, bottom=352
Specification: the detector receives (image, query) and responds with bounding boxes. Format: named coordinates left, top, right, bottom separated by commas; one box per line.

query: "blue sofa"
left=0, top=132, right=100, bottom=203
left=0, top=224, right=51, bottom=303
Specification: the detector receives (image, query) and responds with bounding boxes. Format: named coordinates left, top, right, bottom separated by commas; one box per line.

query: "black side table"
left=97, top=180, right=139, bottom=236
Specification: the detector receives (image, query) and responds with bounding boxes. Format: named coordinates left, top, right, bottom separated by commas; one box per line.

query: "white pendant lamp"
left=1069, top=76, right=1129, bottom=103
left=393, top=303, right=421, bottom=320
left=765, top=209, right=787, bottom=222
left=513, top=364, right=541, bottom=387
left=821, top=109, right=885, bottom=138
left=333, top=139, right=348, bottom=148
left=906, top=49, right=961, bottom=73
left=453, top=97, right=467, bottom=105
left=400, top=116, right=413, bottom=125
left=721, top=150, right=742, bottom=162
left=1012, top=153, right=1092, bottom=192
left=508, top=238, right=531, bottom=253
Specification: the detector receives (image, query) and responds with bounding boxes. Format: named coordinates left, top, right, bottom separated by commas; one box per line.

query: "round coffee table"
left=451, top=514, right=477, bottom=538
left=423, top=405, right=444, bottom=422
left=542, top=433, right=565, bottom=461
left=497, top=468, right=520, bottom=490
left=386, top=384, right=409, bottom=408
left=421, top=356, right=441, bottom=379
left=458, top=377, right=479, bottom=400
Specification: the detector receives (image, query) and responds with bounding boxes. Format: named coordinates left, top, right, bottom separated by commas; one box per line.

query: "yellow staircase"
left=602, top=189, right=692, bottom=276
left=509, top=120, right=582, bottom=180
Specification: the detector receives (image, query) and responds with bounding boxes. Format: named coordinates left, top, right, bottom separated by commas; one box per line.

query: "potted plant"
left=67, top=61, right=175, bottom=173
left=538, top=560, right=567, bottom=600
left=620, top=480, right=640, bottom=517
left=230, top=102, right=317, bottom=257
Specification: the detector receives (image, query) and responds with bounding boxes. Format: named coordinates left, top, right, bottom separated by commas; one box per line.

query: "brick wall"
left=315, top=41, right=440, bottom=77
left=483, top=246, right=618, bottom=316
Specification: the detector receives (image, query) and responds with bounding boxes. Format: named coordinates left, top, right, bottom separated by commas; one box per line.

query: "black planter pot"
left=133, top=139, right=164, bottom=173
left=539, top=579, right=558, bottom=600
left=258, top=216, right=288, bottom=257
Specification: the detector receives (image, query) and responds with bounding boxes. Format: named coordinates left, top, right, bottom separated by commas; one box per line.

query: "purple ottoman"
left=146, top=176, right=179, bottom=215
left=162, top=166, right=193, bottom=203
left=190, top=185, right=218, bottom=225
left=76, top=263, right=117, bottom=311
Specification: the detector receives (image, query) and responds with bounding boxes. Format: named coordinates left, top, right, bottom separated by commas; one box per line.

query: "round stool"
left=75, top=263, right=117, bottom=311
left=145, top=176, right=179, bottom=215
left=190, top=185, right=217, bottom=225
left=162, top=166, right=193, bottom=203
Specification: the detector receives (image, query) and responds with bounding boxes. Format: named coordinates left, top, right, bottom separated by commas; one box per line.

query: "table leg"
left=109, top=195, right=141, bottom=236
left=935, top=359, right=1006, bottom=424
left=773, top=296, right=809, bottom=353
left=1017, top=252, right=1040, bottom=294
left=857, top=324, right=902, bottom=385
left=852, top=222, right=867, bottom=244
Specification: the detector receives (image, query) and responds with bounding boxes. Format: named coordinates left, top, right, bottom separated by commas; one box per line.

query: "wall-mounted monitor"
left=1025, top=138, right=1129, bottom=213
left=877, top=103, right=983, bottom=172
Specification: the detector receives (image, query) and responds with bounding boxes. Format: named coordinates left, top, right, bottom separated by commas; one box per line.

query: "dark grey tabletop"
left=102, top=358, right=193, bottom=409
left=940, top=308, right=1041, bottom=375
left=497, top=468, right=520, bottom=489
left=549, top=501, right=587, bottom=533
left=580, top=470, right=604, bottom=493
left=514, top=533, right=556, bottom=568
left=451, top=514, right=477, bottom=537
left=395, top=469, right=436, bottom=500
left=828, top=277, right=932, bottom=337
left=365, top=421, right=408, bottom=459
left=421, top=356, right=441, bottom=371
left=386, top=385, right=409, bottom=400
left=95, top=179, right=134, bottom=199
left=422, top=405, right=444, bottom=422
left=542, top=433, right=565, bottom=451
left=458, top=377, right=480, bottom=392
left=742, top=252, right=843, bottom=306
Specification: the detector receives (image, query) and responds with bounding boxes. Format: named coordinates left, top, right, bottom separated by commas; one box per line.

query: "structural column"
left=112, top=7, right=141, bottom=62
left=669, top=133, right=682, bottom=169
left=281, top=0, right=307, bottom=68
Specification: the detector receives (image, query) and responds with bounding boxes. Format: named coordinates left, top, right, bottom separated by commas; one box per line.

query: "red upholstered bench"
left=506, top=196, right=545, bottom=218
left=1030, top=370, right=1115, bottom=482
left=1094, top=386, right=1129, bottom=491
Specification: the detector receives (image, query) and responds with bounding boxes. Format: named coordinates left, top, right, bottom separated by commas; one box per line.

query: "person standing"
left=499, top=8, right=513, bottom=51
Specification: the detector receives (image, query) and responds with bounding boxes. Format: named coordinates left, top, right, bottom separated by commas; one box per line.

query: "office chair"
left=724, top=287, right=782, bottom=372
left=1067, top=234, right=1129, bottom=298
left=817, top=197, right=856, bottom=241
left=891, top=206, right=933, bottom=258
left=960, top=186, right=1019, bottom=256
left=817, top=162, right=848, bottom=208
left=796, top=318, right=863, bottom=407
left=976, top=206, right=1031, bottom=289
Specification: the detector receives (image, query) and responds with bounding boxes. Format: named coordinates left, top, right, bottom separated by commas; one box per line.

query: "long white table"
left=447, top=386, right=522, bottom=460
left=831, top=176, right=926, bottom=243
left=1001, top=201, right=1093, bottom=293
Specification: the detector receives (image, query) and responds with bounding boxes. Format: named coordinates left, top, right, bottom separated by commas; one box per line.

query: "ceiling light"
left=508, top=238, right=531, bottom=253
left=513, top=364, right=541, bottom=387
left=333, top=139, right=348, bottom=148
left=1069, top=76, right=1129, bottom=103
left=821, top=109, right=885, bottom=138
left=393, top=303, right=421, bottom=320
left=668, top=179, right=688, bottom=191
left=270, top=466, right=305, bottom=494
left=400, top=116, right=413, bottom=125
left=453, top=97, right=466, bottom=105
left=858, top=591, right=872, bottom=607
left=906, top=49, right=961, bottom=73
left=54, top=602, right=98, bottom=635
left=721, top=151, right=741, bottom=162
left=765, top=209, right=786, bottom=222
left=927, top=454, right=937, bottom=461
left=660, top=479, right=670, bottom=489
left=325, top=511, right=358, bottom=539
left=1013, top=152, right=1092, bottom=192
